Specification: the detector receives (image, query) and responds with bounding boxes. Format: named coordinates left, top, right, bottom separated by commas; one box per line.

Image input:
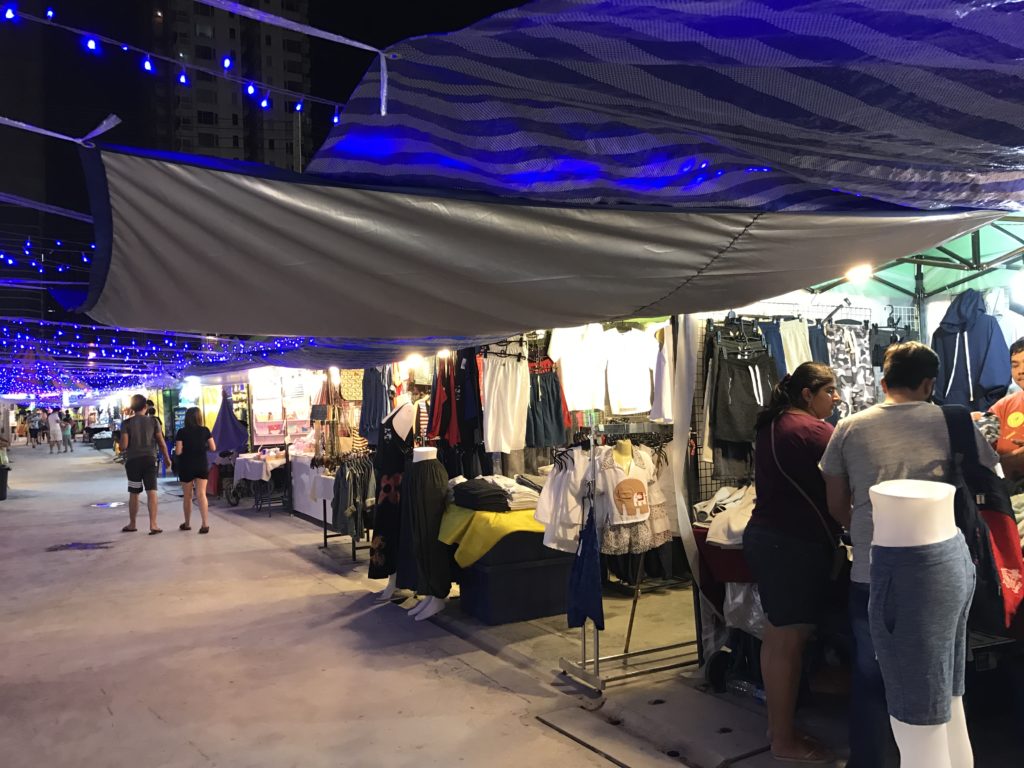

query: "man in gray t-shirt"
left=120, top=394, right=172, bottom=535
left=819, top=342, right=998, bottom=767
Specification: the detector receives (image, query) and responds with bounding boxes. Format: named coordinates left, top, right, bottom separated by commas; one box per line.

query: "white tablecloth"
left=290, top=454, right=336, bottom=518
left=234, top=453, right=287, bottom=483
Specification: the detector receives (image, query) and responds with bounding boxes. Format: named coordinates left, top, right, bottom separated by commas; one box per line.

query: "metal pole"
left=622, top=557, right=647, bottom=661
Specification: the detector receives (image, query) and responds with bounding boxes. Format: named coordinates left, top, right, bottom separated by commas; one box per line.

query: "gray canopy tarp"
left=77, top=147, right=998, bottom=338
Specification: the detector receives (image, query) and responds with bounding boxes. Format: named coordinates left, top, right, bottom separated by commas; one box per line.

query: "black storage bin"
left=93, top=437, right=114, bottom=450
left=459, top=531, right=574, bottom=625
left=0, top=466, right=8, bottom=500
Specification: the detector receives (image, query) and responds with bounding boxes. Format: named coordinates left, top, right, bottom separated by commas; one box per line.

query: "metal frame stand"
left=558, top=423, right=700, bottom=692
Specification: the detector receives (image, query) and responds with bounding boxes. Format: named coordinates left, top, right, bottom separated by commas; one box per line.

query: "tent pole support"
left=924, top=245, right=1024, bottom=299
left=872, top=275, right=915, bottom=299
left=914, top=264, right=926, bottom=325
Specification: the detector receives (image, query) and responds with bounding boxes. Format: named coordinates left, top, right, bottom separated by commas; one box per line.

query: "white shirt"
left=548, top=324, right=608, bottom=412
left=650, top=324, right=674, bottom=424
left=604, top=328, right=659, bottom=415
left=594, top=446, right=666, bottom=527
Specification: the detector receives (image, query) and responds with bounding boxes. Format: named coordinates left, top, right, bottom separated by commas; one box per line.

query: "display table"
left=234, top=453, right=287, bottom=482
left=290, top=454, right=336, bottom=519
left=232, top=452, right=289, bottom=514
left=439, top=504, right=546, bottom=568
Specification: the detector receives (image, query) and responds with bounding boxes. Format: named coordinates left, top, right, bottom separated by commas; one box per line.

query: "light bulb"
left=246, top=82, right=256, bottom=96
left=178, top=71, right=189, bottom=85
left=85, top=37, right=99, bottom=52
left=142, top=56, right=154, bottom=73
left=332, top=107, right=340, bottom=125
left=3, top=7, right=14, bottom=21
left=222, top=56, right=232, bottom=70
left=845, top=263, right=873, bottom=286
left=294, top=101, right=303, bottom=112
left=260, top=95, right=270, bottom=110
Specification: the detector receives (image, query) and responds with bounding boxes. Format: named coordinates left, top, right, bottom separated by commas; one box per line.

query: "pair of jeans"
left=848, top=582, right=899, bottom=768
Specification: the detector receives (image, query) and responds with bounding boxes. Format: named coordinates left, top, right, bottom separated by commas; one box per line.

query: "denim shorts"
left=869, top=533, right=975, bottom=725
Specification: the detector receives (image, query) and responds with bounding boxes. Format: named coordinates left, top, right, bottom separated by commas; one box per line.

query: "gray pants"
left=869, top=532, right=974, bottom=725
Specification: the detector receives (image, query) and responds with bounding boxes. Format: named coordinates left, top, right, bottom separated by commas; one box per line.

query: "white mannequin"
left=869, top=480, right=973, bottom=768
left=374, top=397, right=416, bottom=603
left=406, top=446, right=446, bottom=621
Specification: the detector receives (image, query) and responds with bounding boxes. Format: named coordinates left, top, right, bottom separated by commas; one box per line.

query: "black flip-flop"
left=149, top=529, right=163, bottom=535
left=179, top=523, right=191, bottom=531
left=121, top=525, right=137, bottom=533
left=198, top=526, right=209, bottom=534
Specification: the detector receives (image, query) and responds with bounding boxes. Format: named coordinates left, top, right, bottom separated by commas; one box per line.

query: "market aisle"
left=0, top=445, right=614, bottom=768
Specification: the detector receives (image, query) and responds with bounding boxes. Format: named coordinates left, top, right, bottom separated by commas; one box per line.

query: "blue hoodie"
left=932, top=289, right=1010, bottom=411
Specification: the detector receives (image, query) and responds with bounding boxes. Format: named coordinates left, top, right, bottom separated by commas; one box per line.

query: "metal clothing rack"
left=316, top=449, right=375, bottom=561
left=559, top=421, right=699, bottom=692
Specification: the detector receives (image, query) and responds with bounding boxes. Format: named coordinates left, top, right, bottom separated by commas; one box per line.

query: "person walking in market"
left=27, top=408, right=41, bottom=448
left=743, top=362, right=841, bottom=764
left=820, top=342, right=998, bottom=768
left=46, top=407, right=63, bottom=455
left=175, top=407, right=215, bottom=534
left=120, top=394, right=173, bottom=535
left=61, top=414, right=74, bottom=453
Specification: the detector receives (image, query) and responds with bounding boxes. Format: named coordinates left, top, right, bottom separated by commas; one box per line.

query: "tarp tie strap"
left=0, top=114, right=122, bottom=148
left=194, top=0, right=389, bottom=116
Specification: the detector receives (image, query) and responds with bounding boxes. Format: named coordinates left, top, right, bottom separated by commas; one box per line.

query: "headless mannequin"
left=405, top=446, right=446, bottom=621
left=374, top=397, right=416, bottom=602
left=869, top=479, right=973, bottom=768
left=613, top=439, right=633, bottom=471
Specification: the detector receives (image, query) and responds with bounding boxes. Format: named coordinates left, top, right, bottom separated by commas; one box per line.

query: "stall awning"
left=310, top=0, right=1024, bottom=212
left=78, top=147, right=997, bottom=339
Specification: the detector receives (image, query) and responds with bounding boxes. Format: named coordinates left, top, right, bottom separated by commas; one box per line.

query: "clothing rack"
left=318, top=449, right=374, bottom=562
left=559, top=421, right=699, bottom=692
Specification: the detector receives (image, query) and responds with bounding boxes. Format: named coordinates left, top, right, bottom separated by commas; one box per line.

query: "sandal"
left=771, top=737, right=834, bottom=764
left=198, top=526, right=209, bottom=534
left=179, top=523, right=192, bottom=531
left=149, top=528, right=163, bottom=535
left=121, top=525, right=137, bottom=533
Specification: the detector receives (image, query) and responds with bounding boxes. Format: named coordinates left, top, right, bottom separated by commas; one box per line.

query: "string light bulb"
left=3, top=7, right=15, bottom=21
left=246, top=82, right=256, bottom=96
left=294, top=101, right=303, bottom=113
left=84, top=36, right=99, bottom=52
left=178, top=70, right=189, bottom=85
left=221, top=55, right=232, bottom=70
left=332, top=107, right=340, bottom=125
left=142, top=55, right=154, bottom=73
left=260, top=92, right=271, bottom=110
left=45, top=8, right=53, bottom=20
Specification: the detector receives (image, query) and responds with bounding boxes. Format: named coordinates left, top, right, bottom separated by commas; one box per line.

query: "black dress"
left=368, top=407, right=414, bottom=579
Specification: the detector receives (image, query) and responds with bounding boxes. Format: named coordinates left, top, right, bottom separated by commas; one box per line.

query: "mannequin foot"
left=407, top=598, right=427, bottom=616
left=375, top=575, right=398, bottom=602
left=414, top=596, right=446, bottom=622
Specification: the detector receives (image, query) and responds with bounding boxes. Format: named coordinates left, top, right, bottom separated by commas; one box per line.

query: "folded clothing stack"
left=452, top=475, right=541, bottom=512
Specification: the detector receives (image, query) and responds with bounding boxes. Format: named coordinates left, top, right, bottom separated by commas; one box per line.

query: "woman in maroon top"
left=743, top=362, right=841, bottom=764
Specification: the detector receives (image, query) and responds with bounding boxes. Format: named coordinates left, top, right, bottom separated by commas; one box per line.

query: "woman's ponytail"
left=753, top=362, right=835, bottom=433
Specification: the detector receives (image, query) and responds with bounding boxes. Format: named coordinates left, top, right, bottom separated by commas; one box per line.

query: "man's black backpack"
left=942, top=405, right=1019, bottom=635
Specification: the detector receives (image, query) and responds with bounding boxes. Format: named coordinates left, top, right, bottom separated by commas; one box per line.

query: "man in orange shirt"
left=987, top=338, right=1024, bottom=479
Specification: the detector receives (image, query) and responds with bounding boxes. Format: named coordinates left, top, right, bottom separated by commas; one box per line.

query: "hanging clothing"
left=779, top=319, right=814, bottom=371
left=932, top=289, right=1010, bottom=411
left=535, top=447, right=589, bottom=553
left=650, top=324, right=675, bottom=424
left=823, top=323, right=876, bottom=418
left=594, top=445, right=666, bottom=528
left=482, top=338, right=530, bottom=453
left=567, top=497, right=604, bottom=630
left=359, top=367, right=391, bottom=447
left=368, top=405, right=414, bottom=579
left=548, top=323, right=608, bottom=412
left=406, top=458, right=451, bottom=599
left=758, top=321, right=788, bottom=379
left=712, top=354, right=776, bottom=444
left=808, top=324, right=830, bottom=365
left=454, top=347, right=484, bottom=448
left=604, top=327, right=659, bottom=415
left=526, top=358, right=566, bottom=448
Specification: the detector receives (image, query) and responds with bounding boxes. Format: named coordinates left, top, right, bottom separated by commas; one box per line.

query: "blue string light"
left=142, top=56, right=154, bottom=73
left=84, top=36, right=99, bottom=53
left=260, top=93, right=271, bottom=110
left=333, top=107, right=340, bottom=125
left=45, top=7, right=53, bottom=20
left=246, top=82, right=256, bottom=96
left=295, top=101, right=303, bottom=113
left=178, top=70, right=189, bottom=86
left=222, top=55, right=232, bottom=70
left=3, top=6, right=15, bottom=22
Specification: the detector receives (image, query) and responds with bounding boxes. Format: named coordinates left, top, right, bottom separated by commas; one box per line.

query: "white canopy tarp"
left=79, top=148, right=998, bottom=337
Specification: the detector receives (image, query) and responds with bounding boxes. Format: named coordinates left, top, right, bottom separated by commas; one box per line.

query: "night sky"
left=0, top=0, right=525, bottom=214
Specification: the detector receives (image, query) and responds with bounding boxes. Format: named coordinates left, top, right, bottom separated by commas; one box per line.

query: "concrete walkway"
left=0, top=444, right=620, bottom=768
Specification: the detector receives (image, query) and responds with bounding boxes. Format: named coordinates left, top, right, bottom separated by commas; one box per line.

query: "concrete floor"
left=0, top=444, right=617, bottom=768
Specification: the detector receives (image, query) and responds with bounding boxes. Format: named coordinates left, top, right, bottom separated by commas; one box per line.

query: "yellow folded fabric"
left=439, top=504, right=545, bottom=568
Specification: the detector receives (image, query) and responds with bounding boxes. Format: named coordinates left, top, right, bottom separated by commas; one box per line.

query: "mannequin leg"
left=890, top=718, right=952, bottom=768
left=946, top=697, right=973, bottom=768
left=414, top=596, right=445, bottom=622
left=375, top=573, right=398, bottom=601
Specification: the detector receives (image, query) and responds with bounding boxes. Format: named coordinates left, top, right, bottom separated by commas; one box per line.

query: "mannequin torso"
left=869, top=479, right=957, bottom=548
left=413, top=446, right=437, bottom=463
left=385, top=396, right=414, bottom=441
left=613, top=439, right=633, bottom=471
